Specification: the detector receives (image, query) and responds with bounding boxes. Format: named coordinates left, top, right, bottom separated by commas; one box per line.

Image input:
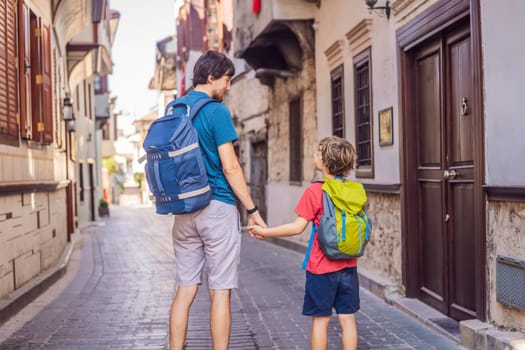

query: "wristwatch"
left=247, top=206, right=259, bottom=215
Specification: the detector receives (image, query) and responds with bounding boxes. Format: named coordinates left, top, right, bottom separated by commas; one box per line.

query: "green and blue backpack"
left=302, top=177, right=372, bottom=268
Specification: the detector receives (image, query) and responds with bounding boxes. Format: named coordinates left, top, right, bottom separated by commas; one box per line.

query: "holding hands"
left=247, top=211, right=267, bottom=240
left=248, top=223, right=267, bottom=239
left=248, top=216, right=309, bottom=240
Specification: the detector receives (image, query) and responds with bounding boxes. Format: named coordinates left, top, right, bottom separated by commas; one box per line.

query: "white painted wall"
left=481, top=0, right=525, bottom=186
left=314, top=1, right=400, bottom=184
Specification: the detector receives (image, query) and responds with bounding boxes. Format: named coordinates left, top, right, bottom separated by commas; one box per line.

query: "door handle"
left=461, top=97, right=469, bottom=116
left=443, top=169, right=457, bottom=180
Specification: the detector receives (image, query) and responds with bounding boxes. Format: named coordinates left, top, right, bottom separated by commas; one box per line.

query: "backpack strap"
left=302, top=225, right=317, bottom=270
left=189, top=97, right=214, bottom=120
left=164, top=97, right=215, bottom=119
left=301, top=180, right=327, bottom=269
left=164, top=100, right=188, bottom=116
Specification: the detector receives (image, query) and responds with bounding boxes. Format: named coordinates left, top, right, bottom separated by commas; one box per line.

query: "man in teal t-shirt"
left=169, top=51, right=267, bottom=350
left=174, top=90, right=237, bottom=205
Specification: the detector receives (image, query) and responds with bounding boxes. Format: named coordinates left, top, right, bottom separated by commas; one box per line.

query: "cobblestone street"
left=0, top=205, right=462, bottom=349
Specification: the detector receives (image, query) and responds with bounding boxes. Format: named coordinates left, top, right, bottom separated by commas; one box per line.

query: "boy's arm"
left=250, top=216, right=309, bottom=238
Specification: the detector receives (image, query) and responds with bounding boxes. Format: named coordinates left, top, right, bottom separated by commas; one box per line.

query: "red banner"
left=180, top=65, right=186, bottom=97
left=253, top=0, right=261, bottom=13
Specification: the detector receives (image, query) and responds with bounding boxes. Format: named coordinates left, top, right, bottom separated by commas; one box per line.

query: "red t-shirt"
left=295, top=182, right=357, bottom=274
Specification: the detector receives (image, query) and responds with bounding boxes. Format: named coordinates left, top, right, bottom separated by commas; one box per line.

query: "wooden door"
left=66, top=182, right=75, bottom=241
left=89, top=163, right=95, bottom=221
left=413, top=22, right=476, bottom=320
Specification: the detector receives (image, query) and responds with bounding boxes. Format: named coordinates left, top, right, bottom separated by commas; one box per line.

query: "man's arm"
left=218, top=141, right=267, bottom=231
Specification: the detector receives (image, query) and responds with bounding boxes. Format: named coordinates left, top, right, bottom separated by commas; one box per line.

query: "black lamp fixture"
left=366, top=0, right=391, bottom=19
left=63, top=95, right=74, bottom=121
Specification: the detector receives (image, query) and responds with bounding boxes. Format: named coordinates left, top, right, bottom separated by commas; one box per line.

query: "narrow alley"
left=0, top=204, right=461, bottom=350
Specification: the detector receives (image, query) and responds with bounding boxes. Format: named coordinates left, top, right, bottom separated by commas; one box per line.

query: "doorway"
left=250, top=138, right=268, bottom=222
left=89, top=162, right=95, bottom=221
left=399, top=1, right=485, bottom=321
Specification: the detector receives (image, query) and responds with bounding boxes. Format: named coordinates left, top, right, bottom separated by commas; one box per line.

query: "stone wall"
left=281, top=190, right=403, bottom=288
left=268, top=57, right=317, bottom=183
left=487, top=200, right=525, bottom=332
left=0, top=189, right=68, bottom=298
left=355, top=192, right=403, bottom=286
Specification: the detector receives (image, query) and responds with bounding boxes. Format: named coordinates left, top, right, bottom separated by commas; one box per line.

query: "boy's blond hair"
left=318, top=136, right=357, bottom=177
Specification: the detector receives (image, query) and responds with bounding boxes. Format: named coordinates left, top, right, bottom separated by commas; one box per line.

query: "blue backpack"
left=141, top=97, right=215, bottom=215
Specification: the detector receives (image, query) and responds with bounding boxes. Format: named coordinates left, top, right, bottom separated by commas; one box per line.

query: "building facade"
left=232, top=0, right=525, bottom=348
left=0, top=0, right=118, bottom=300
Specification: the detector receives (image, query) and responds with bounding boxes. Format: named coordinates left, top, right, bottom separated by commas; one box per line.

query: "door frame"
left=397, top=0, right=486, bottom=320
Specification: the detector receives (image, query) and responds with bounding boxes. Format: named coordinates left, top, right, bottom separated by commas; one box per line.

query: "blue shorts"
left=302, top=267, right=360, bottom=316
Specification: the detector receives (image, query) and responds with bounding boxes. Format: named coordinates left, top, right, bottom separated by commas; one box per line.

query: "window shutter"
left=19, top=3, right=30, bottom=139
left=42, top=24, right=52, bottom=143
left=0, top=0, right=20, bottom=138
left=30, top=14, right=42, bottom=142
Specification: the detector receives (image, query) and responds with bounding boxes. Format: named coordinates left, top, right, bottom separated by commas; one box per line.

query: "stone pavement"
left=0, top=205, right=462, bottom=349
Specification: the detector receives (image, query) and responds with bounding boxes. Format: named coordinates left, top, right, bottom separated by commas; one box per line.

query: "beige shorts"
left=172, top=200, right=241, bottom=289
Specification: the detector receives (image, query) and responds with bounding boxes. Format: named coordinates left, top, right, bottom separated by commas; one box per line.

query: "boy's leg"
left=338, top=313, right=358, bottom=350
left=333, top=267, right=360, bottom=350
left=311, top=316, right=330, bottom=350
left=209, top=289, right=232, bottom=350
left=169, top=285, right=199, bottom=350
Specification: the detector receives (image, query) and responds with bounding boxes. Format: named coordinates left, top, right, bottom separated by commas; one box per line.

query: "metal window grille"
left=331, top=66, right=344, bottom=137
left=496, top=255, right=525, bottom=312
left=355, top=60, right=371, bottom=167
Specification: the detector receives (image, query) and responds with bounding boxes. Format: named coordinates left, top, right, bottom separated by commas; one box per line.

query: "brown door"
left=89, top=163, right=95, bottom=221
left=66, top=182, right=75, bottom=241
left=412, top=21, right=476, bottom=320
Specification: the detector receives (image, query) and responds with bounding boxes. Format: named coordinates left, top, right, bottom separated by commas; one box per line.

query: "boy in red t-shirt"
left=249, top=136, right=360, bottom=350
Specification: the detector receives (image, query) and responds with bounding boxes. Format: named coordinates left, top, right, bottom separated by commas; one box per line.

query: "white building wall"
left=72, top=76, right=97, bottom=226
left=481, top=0, right=525, bottom=186
left=0, top=0, right=70, bottom=298
left=314, top=0, right=400, bottom=184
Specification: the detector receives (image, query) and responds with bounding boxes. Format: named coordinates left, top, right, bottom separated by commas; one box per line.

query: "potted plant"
left=98, top=198, right=110, bottom=217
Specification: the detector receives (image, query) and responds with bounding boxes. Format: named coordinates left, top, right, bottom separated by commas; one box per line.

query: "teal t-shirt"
left=174, top=91, right=238, bottom=206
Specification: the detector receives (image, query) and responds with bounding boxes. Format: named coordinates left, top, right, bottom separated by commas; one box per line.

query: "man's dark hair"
left=192, top=51, right=235, bottom=88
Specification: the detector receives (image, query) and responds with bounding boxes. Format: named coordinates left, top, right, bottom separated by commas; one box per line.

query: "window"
left=102, top=122, right=110, bottom=140
left=19, top=6, right=53, bottom=144
left=354, top=48, right=374, bottom=178
left=79, top=162, right=84, bottom=202
left=0, top=3, right=53, bottom=146
left=331, top=65, right=345, bottom=137
left=87, top=83, right=92, bottom=119
left=76, top=84, right=80, bottom=112
left=84, top=81, right=88, bottom=118
left=0, top=0, right=19, bottom=145
left=94, top=76, right=108, bottom=94
left=289, top=98, right=302, bottom=183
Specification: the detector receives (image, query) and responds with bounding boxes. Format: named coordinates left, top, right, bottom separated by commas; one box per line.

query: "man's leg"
left=338, top=313, right=358, bottom=350
left=198, top=201, right=240, bottom=349
left=169, top=285, right=199, bottom=350
left=209, top=289, right=231, bottom=350
left=310, top=315, right=330, bottom=350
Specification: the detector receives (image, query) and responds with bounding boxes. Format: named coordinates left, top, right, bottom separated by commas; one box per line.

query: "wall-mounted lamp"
left=366, top=0, right=391, bottom=19
left=63, top=96, right=74, bottom=121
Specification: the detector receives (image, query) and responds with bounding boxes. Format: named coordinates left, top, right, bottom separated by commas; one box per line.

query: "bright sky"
left=110, top=0, right=175, bottom=117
